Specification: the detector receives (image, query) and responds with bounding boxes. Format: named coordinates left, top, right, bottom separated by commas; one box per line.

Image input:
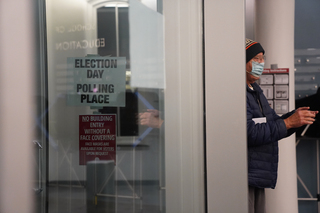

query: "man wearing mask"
left=246, top=38, right=318, bottom=213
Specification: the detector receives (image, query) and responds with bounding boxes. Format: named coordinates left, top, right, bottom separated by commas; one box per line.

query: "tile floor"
left=47, top=182, right=164, bottom=213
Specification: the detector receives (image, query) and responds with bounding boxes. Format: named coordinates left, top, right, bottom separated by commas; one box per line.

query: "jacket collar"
left=247, top=82, right=263, bottom=93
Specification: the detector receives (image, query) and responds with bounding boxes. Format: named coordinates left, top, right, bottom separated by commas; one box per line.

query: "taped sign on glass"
left=79, top=114, right=116, bottom=165
left=67, top=57, right=126, bottom=106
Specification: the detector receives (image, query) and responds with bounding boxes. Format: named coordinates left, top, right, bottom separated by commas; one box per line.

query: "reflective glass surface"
left=295, top=0, right=320, bottom=212
left=45, top=1, right=165, bottom=212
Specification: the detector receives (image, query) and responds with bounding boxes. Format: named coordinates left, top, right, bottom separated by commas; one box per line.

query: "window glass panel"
left=46, top=0, right=166, bottom=212
left=42, top=0, right=205, bottom=212
left=295, top=0, right=320, bottom=211
left=97, top=7, right=117, bottom=57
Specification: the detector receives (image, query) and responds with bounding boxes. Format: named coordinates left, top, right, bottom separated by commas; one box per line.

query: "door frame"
left=204, top=0, right=248, bottom=212
left=163, top=0, right=205, bottom=212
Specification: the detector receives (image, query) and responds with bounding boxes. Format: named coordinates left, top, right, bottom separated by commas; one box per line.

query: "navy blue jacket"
left=247, top=83, right=295, bottom=189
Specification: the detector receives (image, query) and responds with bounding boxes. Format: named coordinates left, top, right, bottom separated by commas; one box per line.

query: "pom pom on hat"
left=246, top=38, right=265, bottom=63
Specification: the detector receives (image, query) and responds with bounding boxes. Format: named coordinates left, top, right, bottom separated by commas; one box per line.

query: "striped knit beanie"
left=246, top=38, right=265, bottom=63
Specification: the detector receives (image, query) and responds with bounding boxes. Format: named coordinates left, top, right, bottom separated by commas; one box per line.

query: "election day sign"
left=79, top=115, right=116, bottom=165
left=67, top=56, right=126, bottom=107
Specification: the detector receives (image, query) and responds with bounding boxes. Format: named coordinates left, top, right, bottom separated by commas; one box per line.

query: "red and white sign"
left=263, top=68, right=289, bottom=74
left=79, top=115, right=116, bottom=165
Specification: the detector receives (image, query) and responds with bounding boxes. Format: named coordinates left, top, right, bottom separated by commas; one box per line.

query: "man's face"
left=246, top=52, right=264, bottom=84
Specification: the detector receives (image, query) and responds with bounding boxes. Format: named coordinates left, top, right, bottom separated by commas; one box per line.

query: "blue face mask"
left=250, top=61, right=265, bottom=77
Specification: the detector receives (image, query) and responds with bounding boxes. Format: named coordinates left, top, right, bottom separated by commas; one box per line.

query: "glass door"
left=36, top=0, right=205, bottom=212
left=34, top=0, right=48, bottom=212
left=45, top=0, right=165, bottom=212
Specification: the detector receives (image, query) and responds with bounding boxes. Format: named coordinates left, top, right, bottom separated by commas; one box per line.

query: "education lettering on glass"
left=67, top=56, right=126, bottom=107
left=56, top=38, right=105, bottom=51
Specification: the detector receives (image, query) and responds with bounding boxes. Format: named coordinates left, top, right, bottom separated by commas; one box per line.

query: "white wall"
left=0, top=0, right=35, bottom=212
left=256, top=1, right=298, bottom=212
left=245, top=0, right=255, bottom=39
left=204, top=0, right=248, bottom=212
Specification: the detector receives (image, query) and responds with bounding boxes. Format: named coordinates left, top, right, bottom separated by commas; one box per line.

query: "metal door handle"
left=33, top=188, right=43, bottom=194
left=33, top=140, right=43, bottom=149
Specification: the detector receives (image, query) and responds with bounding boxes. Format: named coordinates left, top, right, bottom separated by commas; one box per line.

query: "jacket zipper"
left=255, top=91, right=266, bottom=117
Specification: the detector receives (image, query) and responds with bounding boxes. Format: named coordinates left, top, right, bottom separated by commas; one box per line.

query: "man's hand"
left=139, top=109, right=164, bottom=129
left=284, top=107, right=318, bottom=129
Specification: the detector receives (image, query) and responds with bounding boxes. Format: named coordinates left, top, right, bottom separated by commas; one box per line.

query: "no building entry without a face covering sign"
left=79, top=114, right=116, bottom=165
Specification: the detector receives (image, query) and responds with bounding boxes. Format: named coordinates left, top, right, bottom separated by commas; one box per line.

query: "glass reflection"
left=45, top=0, right=165, bottom=212
left=295, top=0, right=320, bottom=211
